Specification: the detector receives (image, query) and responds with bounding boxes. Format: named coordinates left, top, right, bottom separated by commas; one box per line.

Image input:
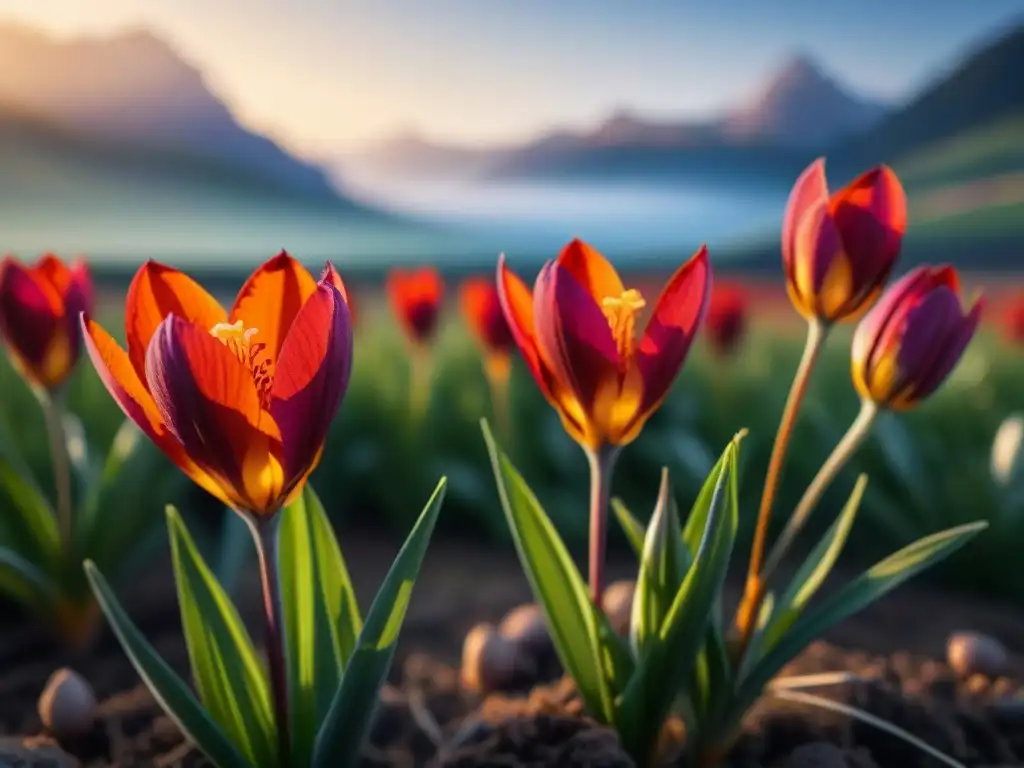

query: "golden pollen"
left=209, top=321, right=273, bottom=405
left=601, top=289, right=646, bottom=363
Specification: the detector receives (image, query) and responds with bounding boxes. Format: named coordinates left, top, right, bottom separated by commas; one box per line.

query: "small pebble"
left=601, top=579, right=636, bottom=636
left=946, top=631, right=1008, bottom=679
left=461, top=622, right=534, bottom=693
left=38, top=668, right=97, bottom=741
left=499, top=603, right=551, bottom=656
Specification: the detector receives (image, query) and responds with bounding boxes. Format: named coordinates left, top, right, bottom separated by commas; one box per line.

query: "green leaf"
left=0, top=545, right=58, bottom=608
left=631, top=469, right=688, bottom=656
left=312, top=478, right=446, bottom=768
left=736, top=521, right=988, bottom=719
left=167, top=508, right=277, bottom=767
left=618, top=436, right=740, bottom=765
left=478, top=420, right=612, bottom=723
left=681, top=431, right=745, bottom=559
left=0, top=453, right=59, bottom=570
left=745, top=476, right=867, bottom=673
left=84, top=561, right=250, bottom=768
left=611, top=498, right=646, bottom=558
left=278, top=485, right=362, bottom=768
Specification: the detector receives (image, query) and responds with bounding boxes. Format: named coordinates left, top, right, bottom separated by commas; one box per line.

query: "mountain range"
left=341, top=23, right=1024, bottom=189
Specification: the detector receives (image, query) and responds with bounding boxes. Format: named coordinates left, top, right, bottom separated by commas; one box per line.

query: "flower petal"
left=231, top=251, right=318, bottom=372
left=496, top=256, right=559, bottom=399
left=555, top=239, right=624, bottom=302
left=533, top=260, right=618, bottom=415
left=635, top=245, right=711, bottom=414
left=782, top=158, right=828, bottom=277
left=0, top=258, right=67, bottom=387
left=270, top=281, right=352, bottom=488
left=387, top=267, right=443, bottom=343
left=146, top=315, right=281, bottom=513
left=831, top=165, right=906, bottom=293
left=80, top=315, right=229, bottom=506
left=319, top=262, right=350, bottom=303
left=907, top=297, right=983, bottom=402
left=126, top=261, right=227, bottom=385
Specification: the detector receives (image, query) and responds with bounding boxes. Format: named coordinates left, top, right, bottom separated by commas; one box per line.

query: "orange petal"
left=230, top=252, right=318, bottom=376
left=80, top=315, right=231, bottom=507
left=126, top=261, right=226, bottom=386
left=555, top=239, right=624, bottom=302
left=146, top=315, right=281, bottom=513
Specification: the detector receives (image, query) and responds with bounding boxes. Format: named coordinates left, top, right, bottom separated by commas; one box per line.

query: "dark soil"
left=1, top=532, right=1023, bottom=767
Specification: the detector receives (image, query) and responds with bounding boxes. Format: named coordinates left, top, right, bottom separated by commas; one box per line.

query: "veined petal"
left=270, top=281, right=352, bottom=489
left=231, top=251, right=318, bottom=372
left=319, top=262, right=350, bottom=303
left=126, top=261, right=226, bottom=385
left=635, top=245, right=711, bottom=414
left=146, top=315, right=281, bottom=513
left=782, top=158, right=828, bottom=275
left=496, top=256, right=553, bottom=398
left=80, top=315, right=230, bottom=506
left=555, top=239, right=625, bottom=302
left=533, top=261, right=618, bottom=415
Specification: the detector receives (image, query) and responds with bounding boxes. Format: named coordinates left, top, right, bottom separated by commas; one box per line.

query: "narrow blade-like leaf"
left=84, top=561, right=250, bottom=768
left=478, top=421, right=612, bottom=722
left=745, top=476, right=867, bottom=673
left=0, top=455, right=59, bottom=569
left=611, top=498, right=646, bottom=558
left=737, top=521, right=987, bottom=715
left=167, top=508, right=277, bottom=767
left=311, top=478, right=446, bottom=768
left=631, top=469, right=688, bottom=655
left=0, top=545, right=58, bottom=608
left=278, top=485, right=361, bottom=767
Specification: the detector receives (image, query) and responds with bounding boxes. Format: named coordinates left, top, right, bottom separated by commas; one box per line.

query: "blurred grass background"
left=2, top=280, right=1022, bottom=604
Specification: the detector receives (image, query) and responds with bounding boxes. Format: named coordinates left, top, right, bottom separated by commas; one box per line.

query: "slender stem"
left=40, top=388, right=73, bottom=559
left=736, top=320, right=827, bottom=640
left=485, top=354, right=512, bottom=441
left=586, top=445, right=620, bottom=607
left=409, top=346, right=433, bottom=424
left=760, top=399, right=878, bottom=583
left=249, top=514, right=290, bottom=760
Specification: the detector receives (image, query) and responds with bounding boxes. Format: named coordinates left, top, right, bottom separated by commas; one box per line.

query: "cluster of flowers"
left=0, top=157, right=985, bottom=767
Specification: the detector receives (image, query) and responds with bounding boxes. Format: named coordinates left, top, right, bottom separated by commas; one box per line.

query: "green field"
left=2, top=295, right=1021, bottom=603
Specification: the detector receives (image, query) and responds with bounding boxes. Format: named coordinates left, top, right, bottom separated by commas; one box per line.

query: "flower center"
left=209, top=320, right=273, bottom=406
left=601, top=289, right=646, bottom=363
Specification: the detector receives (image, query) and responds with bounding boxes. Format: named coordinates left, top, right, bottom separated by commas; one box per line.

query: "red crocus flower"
left=0, top=254, right=93, bottom=390
left=783, top=159, right=907, bottom=324
left=706, top=284, right=748, bottom=357
left=460, top=277, right=514, bottom=358
left=1000, top=296, right=1024, bottom=344
left=497, top=239, right=711, bottom=449
left=81, top=252, right=352, bottom=516
left=388, top=267, right=443, bottom=344
left=852, top=265, right=982, bottom=410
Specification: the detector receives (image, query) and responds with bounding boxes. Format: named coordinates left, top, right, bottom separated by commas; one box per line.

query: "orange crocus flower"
left=783, top=159, right=906, bottom=324
left=497, top=239, right=710, bottom=450
left=387, top=267, right=444, bottom=345
left=81, top=252, right=353, bottom=517
left=0, top=253, right=93, bottom=390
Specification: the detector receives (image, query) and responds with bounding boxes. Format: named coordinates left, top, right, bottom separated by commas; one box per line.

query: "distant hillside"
left=836, top=22, right=1024, bottom=171
left=0, top=24, right=337, bottom=198
left=341, top=55, right=886, bottom=183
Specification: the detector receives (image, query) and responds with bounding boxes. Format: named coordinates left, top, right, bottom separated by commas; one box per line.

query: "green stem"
left=586, top=445, right=620, bottom=607
left=409, top=347, right=433, bottom=425
left=40, top=388, right=73, bottom=559
left=249, top=514, right=290, bottom=761
left=736, top=320, right=827, bottom=640
left=760, top=399, right=878, bottom=583
left=485, top=355, right=512, bottom=443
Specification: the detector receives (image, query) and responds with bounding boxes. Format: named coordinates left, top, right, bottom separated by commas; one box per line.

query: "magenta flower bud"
left=852, top=265, right=983, bottom=410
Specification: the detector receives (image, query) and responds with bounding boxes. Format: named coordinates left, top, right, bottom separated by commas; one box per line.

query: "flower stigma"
left=210, top=320, right=273, bottom=405
left=601, top=289, right=646, bottom=365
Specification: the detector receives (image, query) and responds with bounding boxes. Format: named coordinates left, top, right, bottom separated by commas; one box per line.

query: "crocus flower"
left=1000, top=296, right=1024, bottom=344
left=498, top=239, right=710, bottom=449
left=706, top=284, right=748, bottom=357
left=460, top=277, right=514, bottom=363
left=783, top=159, right=907, bottom=324
left=388, top=267, right=443, bottom=345
left=0, top=254, right=93, bottom=390
left=852, top=265, right=982, bottom=410
left=81, top=252, right=352, bottom=516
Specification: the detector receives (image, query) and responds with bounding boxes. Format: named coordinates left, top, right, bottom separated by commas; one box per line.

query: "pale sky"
left=0, top=0, right=1021, bottom=158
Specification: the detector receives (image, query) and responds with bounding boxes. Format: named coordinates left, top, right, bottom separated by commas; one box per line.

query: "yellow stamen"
left=209, top=320, right=273, bottom=405
left=601, top=289, right=646, bottom=362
